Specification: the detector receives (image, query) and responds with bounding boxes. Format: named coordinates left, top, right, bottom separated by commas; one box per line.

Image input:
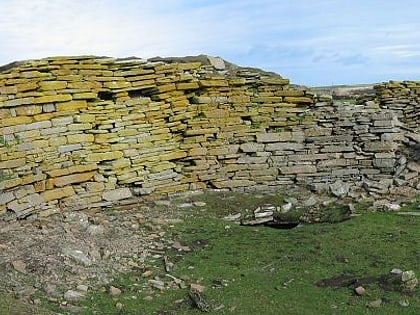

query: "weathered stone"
left=237, top=156, right=268, bottom=164
left=0, top=191, right=15, bottom=205
left=41, top=186, right=75, bottom=202
left=109, top=286, right=122, bottom=297
left=266, top=142, right=305, bottom=151
left=3, top=97, right=35, bottom=107
left=280, top=165, right=317, bottom=174
left=401, top=270, right=418, bottom=290
left=211, top=179, right=255, bottom=188
left=58, top=144, right=83, bottom=153
left=67, top=134, right=94, bottom=144
left=284, top=96, right=313, bottom=104
left=256, top=132, right=292, bottom=143
left=240, top=142, right=265, bottom=153
left=364, top=141, right=396, bottom=152
left=207, top=56, right=225, bottom=70
left=41, top=126, right=68, bottom=135
left=329, top=181, right=350, bottom=197
left=1, top=116, right=33, bottom=127
left=53, top=172, right=96, bottom=187
left=87, top=151, right=124, bottom=162
left=62, top=248, right=92, bottom=266
left=52, top=116, right=73, bottom=126
left=56, top=100, right=87, bottom=111
left=15, top=105, right=43, bottom=116
left=11, top=260, right=27, bottom=273
left=39, top=81, right=67, bottom=90
left=102, top=188, right=132, bottom=201
left=24, top=120, right=52, bottom=131
left=64, top=290, right=86, bottom=302
left=320, top=145, right=354, bottom=153
left=407, top=162, right=420, bottom=172
left=34, top=94, right=72, bottom=104
left=159, top=151, right=187, bottom=161
left=373, top=158, right=396, bottom=168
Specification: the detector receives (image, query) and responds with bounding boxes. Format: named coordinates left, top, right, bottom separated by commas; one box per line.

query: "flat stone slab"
left=102, top=188, right=133, bottom=202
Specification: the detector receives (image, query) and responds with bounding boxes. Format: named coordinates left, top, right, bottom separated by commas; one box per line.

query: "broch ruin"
left=0, top=55, right=419, bottom=220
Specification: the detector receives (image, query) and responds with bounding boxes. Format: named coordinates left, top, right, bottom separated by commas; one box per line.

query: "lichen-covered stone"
left=0, top=56, right=418, bottom=218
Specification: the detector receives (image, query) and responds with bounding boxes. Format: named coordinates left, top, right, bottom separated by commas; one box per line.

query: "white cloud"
left=0, top=0, right=419, bottom=85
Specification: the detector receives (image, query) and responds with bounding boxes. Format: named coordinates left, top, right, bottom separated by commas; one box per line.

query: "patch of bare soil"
left=0, top=202, right=180, bottom=311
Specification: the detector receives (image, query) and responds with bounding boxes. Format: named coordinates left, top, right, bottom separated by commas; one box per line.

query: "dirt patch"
left=0, top=202, right=177, bottom=306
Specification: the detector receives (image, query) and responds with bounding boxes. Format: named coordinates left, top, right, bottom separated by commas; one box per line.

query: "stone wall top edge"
left=0, top=55, right=285, bottom=80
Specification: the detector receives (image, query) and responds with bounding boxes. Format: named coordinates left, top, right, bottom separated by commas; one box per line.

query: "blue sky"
left=0, top=0, right=419, bottom=86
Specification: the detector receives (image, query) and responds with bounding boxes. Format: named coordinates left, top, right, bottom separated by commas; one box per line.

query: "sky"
left=0, top=0, right=419, bottom=86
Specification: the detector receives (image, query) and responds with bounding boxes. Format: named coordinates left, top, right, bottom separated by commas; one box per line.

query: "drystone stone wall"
left=0, top=55, right=419, bottom=219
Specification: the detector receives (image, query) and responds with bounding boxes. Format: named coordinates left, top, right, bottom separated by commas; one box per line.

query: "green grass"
left=5, top=192, right=420, bottom=315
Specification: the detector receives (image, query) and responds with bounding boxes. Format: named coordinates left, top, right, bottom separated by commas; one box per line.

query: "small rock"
left=193, top=201, right=207, bottom=207
left=102, top=188, right=132, bottom=202
left=384, top=203, right=401, bottom=211
left=240, top=216, right=273, bottom=226
left=11, top=260, right=27, bottom=273
left=390, top=268, right=403, bottom=275
left=254, top=210, right=274, bottom=218
left=303, top=195, right=318, bottom=207
left=282, top=202, right=293, bottom=212
left=329, top=180, right=349, bottom=198
left=401, top=270, right=418, bottom=290
left=127, top=260, right=140, bottom=268
left=190, top=283, right=206, bottom=293
left=64, top=290, right=86, bottom=303
left=366, top=298, right=382, bottom=308
left=399, top=299, right=410, bottom=307
left=32, top=298, right=42, bottom=305
left=207, top=55, right=225, bottom=70
left=44, top=284, right=62, bottom=298
left=76, top=284, right=89, bottom=293
left=354, top=286, right=367, bottom=296
left=62, top=248, right=92, bottom=266
left=142, top=270, right=153, bottom=278
left=172, top=242, right=191, bottom=252
left=149, top=279, right=165, bottom=290
left=109, top=286, right=122, bottom=297
left=223, top=213, right=242, bottom=221
left=116, top=302, right=123, bottom=310
left=64, top=212, right=90, bottom=228
left=261, top=205, right=276, bottom=211
left=86, top=224, right=106, bottom=235
left=177, top=203, right=193, bottom=208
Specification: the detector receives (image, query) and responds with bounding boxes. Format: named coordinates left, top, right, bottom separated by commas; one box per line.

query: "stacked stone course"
left=0, top=55, right=418, bottom=219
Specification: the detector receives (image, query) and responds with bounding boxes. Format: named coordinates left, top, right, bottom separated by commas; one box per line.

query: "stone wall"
left=0, top=56, right=419, bottom=219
